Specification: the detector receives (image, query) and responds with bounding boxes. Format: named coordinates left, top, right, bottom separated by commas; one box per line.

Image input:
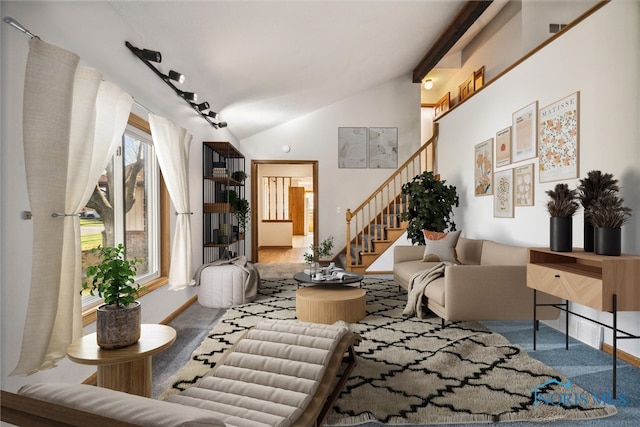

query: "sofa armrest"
left=393, top=245, right=424, bottom=264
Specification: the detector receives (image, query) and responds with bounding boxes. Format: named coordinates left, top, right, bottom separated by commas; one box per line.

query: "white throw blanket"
left=403, top=262, right=451, bottom=319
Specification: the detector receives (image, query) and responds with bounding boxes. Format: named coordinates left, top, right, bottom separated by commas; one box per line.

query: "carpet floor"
left=153, top=277, right=639, bottom=425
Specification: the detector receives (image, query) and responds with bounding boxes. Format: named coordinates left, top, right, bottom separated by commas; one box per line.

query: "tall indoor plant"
left=586, top=193, right=632, bottom=256
left=82, top=244, right=143, bottom=349
left=400, top=171, right=459, bottom=245
left=545, top=183, right=579, bottom=252
left=577, top=170, right=619, bottom=252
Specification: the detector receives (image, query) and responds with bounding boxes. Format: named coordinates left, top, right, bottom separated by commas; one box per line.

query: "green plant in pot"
left=304, top=236, right=334, bottom=276
left=231, top=170, right=248, bottom=183
left=586, top=193, right=632, bottom=256
left=400, top=171, right=459, bottom=245
left=577, top=170, right=619, bottom=252
left=82, top=244, right=144, bottom=349
left=232, top=197, right=250, bottom=236
left=545, top=183, right=579, bottom=252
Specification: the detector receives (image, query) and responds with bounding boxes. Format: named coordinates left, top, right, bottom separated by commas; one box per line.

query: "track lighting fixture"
left=194, top=101, right=210, bottom=111
left=167, top=70, right=185, bottom=84
left=125, top=41, right=228, bottom=130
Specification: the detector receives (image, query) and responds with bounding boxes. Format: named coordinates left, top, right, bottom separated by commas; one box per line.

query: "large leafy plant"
left=82, top=244, right=143, bottom=308
left=401, top=171, right=459, bottom=245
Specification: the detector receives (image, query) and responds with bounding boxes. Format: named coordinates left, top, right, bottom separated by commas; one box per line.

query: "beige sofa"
left=394, top=237, right=559, bottom=322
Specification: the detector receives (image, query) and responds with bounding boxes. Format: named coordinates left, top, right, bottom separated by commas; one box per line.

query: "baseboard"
left=601, top=343, right=640, bottom=368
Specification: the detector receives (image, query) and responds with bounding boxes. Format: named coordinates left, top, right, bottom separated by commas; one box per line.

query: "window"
left=81, top=114, right=166, bottom=312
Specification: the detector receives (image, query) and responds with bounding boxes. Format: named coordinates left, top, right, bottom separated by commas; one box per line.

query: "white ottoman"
left=197, top=264, right=251, bottom=308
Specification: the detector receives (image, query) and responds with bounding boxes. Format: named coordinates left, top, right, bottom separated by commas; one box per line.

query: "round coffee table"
left=296, top=284, right=366, bottom=324
left=293, top=271, right=363, bottom=288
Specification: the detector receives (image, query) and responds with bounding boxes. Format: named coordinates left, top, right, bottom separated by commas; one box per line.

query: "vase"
left=550, top=216, right=572, bottom=252
left=583, top=218, right=595, bottom=252
left=594, top=227, right=621, bottom=256
left=97, top=301, right=141, bottom=349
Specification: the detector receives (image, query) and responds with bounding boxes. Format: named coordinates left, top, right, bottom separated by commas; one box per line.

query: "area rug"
left=161, top=278, right=616, bottom=425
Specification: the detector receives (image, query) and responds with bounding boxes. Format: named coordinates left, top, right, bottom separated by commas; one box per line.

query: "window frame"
left=81, top=113, right=170, bottom=326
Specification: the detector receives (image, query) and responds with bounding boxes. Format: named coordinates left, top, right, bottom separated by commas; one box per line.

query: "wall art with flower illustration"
left=514, top=163, right=535, bottom=206
left=495, top=126, right=511, bottom=167
left=512, top=101, right=538, bottom=163
left=538, top=92, right=579, bottom=183
left=474, top=138, right=493, bottom=196
left=494, top=168, right=514, bottom=218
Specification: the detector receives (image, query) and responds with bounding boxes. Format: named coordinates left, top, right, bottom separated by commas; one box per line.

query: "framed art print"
left=494, top=168, right=514, bottom=218
left=474, top=138, right=493, bottom=196
left=514, top=163, right=535, bottom=206
left=538, top=92, right=579, bottom=183
left=368, top=127, right=398, bottom=168
left=512, top=101, right=538, bottom=163
left=495, top=126, right=511, bottom=167
left=338, top=127, right=367, bottom=168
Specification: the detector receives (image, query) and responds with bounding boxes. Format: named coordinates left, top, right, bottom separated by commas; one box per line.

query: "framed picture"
left=338, top=127, right=367, bottom=168
left=514, top=163, right=535, bottom=206
left=494, top=168, right=514, bottom=218
left=474, top=138, right=493, bottom=196
left=368, top=127, right=398, bottom=168
left=512, top=101, right=538, bottom=163
left=538, top=92, right=580, bottom=183
left=495, top=126, right=511, bottom=167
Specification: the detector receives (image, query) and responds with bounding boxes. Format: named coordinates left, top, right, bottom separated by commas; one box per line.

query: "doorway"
left=251, top=160, right=318, bottom=263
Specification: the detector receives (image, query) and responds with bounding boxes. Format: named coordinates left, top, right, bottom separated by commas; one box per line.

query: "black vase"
left=550, top=216, right=572, bottom=252
left=594, top=227, right=621, bottom=256
left=583, top=218, right=595, bottom=252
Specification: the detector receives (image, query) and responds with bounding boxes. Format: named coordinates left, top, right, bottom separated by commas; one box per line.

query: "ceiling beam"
left=412, top=1, right=493, bottom=83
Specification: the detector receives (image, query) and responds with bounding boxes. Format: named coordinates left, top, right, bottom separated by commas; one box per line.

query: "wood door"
left=289, top=187, right=305, bottom=235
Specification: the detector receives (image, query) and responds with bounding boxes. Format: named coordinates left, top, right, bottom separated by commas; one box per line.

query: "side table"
left=67, top=323, right=176, bottom=397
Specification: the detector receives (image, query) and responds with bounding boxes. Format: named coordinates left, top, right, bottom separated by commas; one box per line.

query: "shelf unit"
left=527, top=247, right=640, bottom=398
left=203, top=141, right=246, bottom=263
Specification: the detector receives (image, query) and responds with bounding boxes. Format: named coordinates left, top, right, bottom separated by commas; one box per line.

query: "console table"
left=526, top=248, right=640, bottom=398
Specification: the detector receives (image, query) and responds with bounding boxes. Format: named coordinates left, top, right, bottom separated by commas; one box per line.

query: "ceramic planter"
left=96, top=301, right=141, bottom=349
left=550, top=216, right=572, bottom=252
left=594, top=227, right=621, bottom=256
left=583, top=217, right=595, bottom=252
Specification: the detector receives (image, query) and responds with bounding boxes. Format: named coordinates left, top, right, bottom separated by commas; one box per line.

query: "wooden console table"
left=527, top=248, right=640, bottom=398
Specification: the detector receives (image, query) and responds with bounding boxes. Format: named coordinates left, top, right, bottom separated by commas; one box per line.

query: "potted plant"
left=577, top=170, right=620, bottom=252
left=231, top=170, right=248, bottom=183
left=304, top=236, right=334, bottom=277
left=400, top=171, right=459, bottom=245
left=81, top=244, right=144, bottom=349
left=586, top=193, right=632, bottom=256
left=232, top=197, right=250, bottom=238
left=545, top=183, right=579, bottom=252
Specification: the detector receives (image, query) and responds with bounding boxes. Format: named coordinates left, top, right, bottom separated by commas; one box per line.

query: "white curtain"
left=12, top=38, right=132, bottom=375
left=149, top=114, right=194, bottom=290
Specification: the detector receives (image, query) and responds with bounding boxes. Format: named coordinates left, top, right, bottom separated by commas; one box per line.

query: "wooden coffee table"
left=296, top=284, right=366, bottom=324
left=67, top=323, right=176, bottom=397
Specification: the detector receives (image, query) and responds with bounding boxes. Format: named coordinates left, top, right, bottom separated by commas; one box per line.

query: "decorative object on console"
left=587, top=192, right=632, bottom=256
left=474, top=138, right=493, bottom=196
left=401, top=171, right=459, bottom=245
left=538, top=92, right=579, bottom=183
left=577, top=170, right=620, bottom=252
left=545, top=183, right=579, bottom=252
left=81, top=244, right=144, bottom=349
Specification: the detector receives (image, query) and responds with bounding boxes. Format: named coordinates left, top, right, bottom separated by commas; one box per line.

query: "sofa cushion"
left=455, top=237, right=484, bottom=265
left=422, top=276, right=445, bottom=306
left=480, top=241, right=527, bottom=265
left=422, top=230, right=461, bottom=263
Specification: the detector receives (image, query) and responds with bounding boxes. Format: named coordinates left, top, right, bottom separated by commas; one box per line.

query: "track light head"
left=140, top=48, right=162, bottom=63
left=180, top=91, right=197, bottom=102
left=194, top=101, right=210, bottom=111
left=207, top=111, right=219, bottom=120
left=167, top=70, right=185, bottom=84
left=217, top=121, right=228, bottom=128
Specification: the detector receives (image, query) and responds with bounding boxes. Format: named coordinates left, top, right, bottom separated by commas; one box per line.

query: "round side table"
left=67, top=323, right=176, bottom=397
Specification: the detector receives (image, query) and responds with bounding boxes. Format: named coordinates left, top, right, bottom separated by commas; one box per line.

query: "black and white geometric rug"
left=161, top=278, right=616, bottom=425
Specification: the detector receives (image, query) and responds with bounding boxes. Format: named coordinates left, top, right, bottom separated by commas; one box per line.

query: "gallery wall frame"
left=494, top=168, right=514, bottom=218
left=538, top=91, right=580, bottom=183
left=512, top=101, right=538, bottom=163
left=514, top=163, right=535, bottom=206
left=338, top=127, right=367, bottom=169
left=495, top=126, right=512, bottom=167
left=368, top=127, right=398, bottom=169
left=474, top=138, right=493, bottom=196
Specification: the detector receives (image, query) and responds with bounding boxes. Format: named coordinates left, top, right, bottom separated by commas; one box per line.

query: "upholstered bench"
left=5, top=320, right=362, bottom=427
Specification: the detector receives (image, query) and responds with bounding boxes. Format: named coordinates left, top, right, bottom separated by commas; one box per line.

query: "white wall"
left=241, top=76, right=422, bottom=254
left=437, top=1, right=640, bottom=357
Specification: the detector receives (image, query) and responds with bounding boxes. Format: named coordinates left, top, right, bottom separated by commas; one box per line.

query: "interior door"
left=289, top=187, right=305, bottom=235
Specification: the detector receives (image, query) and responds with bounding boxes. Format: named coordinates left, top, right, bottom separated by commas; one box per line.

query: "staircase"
left=340, top=126, right=437, bottom=274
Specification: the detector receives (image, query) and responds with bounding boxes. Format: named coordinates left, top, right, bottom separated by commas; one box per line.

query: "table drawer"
left=527, top=263, right=604, bottom=310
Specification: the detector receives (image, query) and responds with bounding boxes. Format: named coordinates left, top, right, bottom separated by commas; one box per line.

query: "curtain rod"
left=3, top=17, right=39, bottom=39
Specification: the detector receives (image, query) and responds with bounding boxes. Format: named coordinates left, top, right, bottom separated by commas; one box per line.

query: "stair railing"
left=345, top=124, right=438, bottom=270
